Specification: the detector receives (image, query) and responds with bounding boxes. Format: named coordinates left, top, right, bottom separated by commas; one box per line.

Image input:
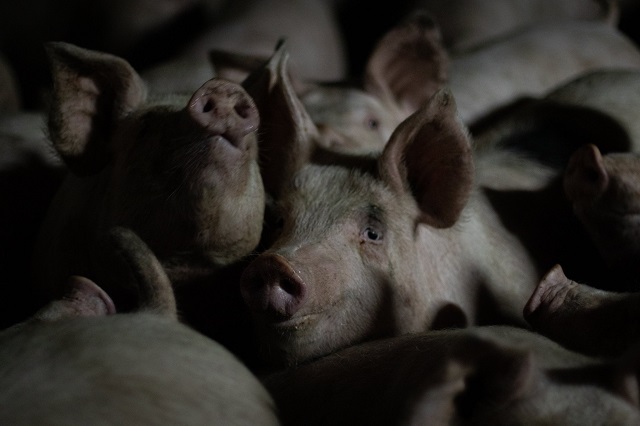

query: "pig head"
left=564, top=143, right=640, bottom=286
left=31, top=42, right=265, bottom=310
left=239, top=66, right=540, bottom=369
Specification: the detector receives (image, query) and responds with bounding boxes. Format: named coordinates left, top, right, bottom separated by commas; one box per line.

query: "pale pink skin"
left=525, top=263, right=640, bottom=358
left=265, top=325, right=640, bottom=425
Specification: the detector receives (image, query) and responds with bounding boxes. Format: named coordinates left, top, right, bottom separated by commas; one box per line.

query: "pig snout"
left=240, top=254, right=307, bottom=320
left=188, top=79, right=259, bottom=148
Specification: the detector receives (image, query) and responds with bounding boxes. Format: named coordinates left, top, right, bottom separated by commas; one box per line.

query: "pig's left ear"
left=242, top=40, right=319, bottom=198
left=45, top=41, right=147, bottom=176
left=378, top=88, right=474, bottom=228
left=363, top=10, right=449, bottom=117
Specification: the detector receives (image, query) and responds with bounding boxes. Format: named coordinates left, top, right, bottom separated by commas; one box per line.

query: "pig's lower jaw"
left=253, top=314, right=357, bottom=368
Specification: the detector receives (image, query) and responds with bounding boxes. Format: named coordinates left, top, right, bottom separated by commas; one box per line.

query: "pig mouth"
left=210, top=133, right=243, bottom=151
left=258, top=313, right=318, bottom=333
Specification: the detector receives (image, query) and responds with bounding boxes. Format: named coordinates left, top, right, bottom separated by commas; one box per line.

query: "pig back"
left=0, top=313, right=280, bottom=426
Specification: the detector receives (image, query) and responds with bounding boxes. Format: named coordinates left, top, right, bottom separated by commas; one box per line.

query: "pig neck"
left=422, top=188, right=539, bottom=327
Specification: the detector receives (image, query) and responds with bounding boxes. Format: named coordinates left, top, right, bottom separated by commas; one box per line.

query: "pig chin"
left=255, top=319, right=346, bottom=368
left=253, top=306, right=377, bottom=368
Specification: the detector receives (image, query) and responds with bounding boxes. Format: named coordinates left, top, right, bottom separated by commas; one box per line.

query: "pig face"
left=34, top=42, right=264, bottom=297
left=240, top=88, right=476, bottom=369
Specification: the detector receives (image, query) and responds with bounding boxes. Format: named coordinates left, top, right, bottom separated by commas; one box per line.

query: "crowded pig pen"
left=3, top=0, right=640, bottom=424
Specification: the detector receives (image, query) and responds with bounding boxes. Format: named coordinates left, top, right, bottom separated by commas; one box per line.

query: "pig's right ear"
left=378, top=88, right=474, bottom=228
left=45, top=41, right=147, bottom=176
left=563, top=143, right=609, bottom=204
left=242, top=40, right=318, bottom=198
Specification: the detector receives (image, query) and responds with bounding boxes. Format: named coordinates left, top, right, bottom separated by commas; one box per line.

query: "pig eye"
left=362, top=226, right=383, bottom=243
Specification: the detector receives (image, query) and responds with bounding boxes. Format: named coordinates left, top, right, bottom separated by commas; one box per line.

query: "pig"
left=525, top=264, right=640, bottom=359
left=545, top=69, right=640, bottom=150
left=29, top=42, right=265, bottom=357
left=0, top=227, right=280, bottom=426
left=26, top=225, right=177, bottom=324
left=141, top=0, right=347, bottom=96
left=400, top=0, right=617, bottom=53
left=264, top=325, right=640, bottom=425
left=449, top=20, right=640, bottom=125
left=564, top=143, right=640, bottom=286
left=470, top=69, right=640, bottom=192
left=238, top=45, right=544, bottom=370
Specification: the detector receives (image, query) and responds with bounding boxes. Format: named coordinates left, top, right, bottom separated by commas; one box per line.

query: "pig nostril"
left=202, top=100, right=214, bottom=113
left=235, top=101, right=251, bottom=119
left=281, top=277, right=302, bottom=297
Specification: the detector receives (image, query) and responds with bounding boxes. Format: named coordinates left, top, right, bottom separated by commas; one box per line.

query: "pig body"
left=450, top=21, right=640, bottom=124
left=0, top=315, right=280, bottom=426
left=470, top=70, right=640, bottom=192
left=525, top=264, right=640, bottom=358
left=142, top=0, right=347, bottom=96
left=3, top=224, right=278, bottom=425
left=0, top=268, right=278, bottom=425
left=546, top=69, right=640, bottom=150
left=264, top=325, right=640, bottom=425
left=402, top=0, right=616, bottom=52
left=30, top=43, right=265, bottom=354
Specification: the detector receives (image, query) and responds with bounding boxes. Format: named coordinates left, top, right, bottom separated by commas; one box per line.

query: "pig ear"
left=90, top=226, right=177, bottom=318
left=379, top=88, right=474, bottom=228
left=45, top=41, right=147, bottom=176
left=564, top=143, right=609, bottom=203
left=32, top=275, right=117, bottom=321
left=242, top=40, right=319, bottom=198
left=363, top=11, right=449, bottom=117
